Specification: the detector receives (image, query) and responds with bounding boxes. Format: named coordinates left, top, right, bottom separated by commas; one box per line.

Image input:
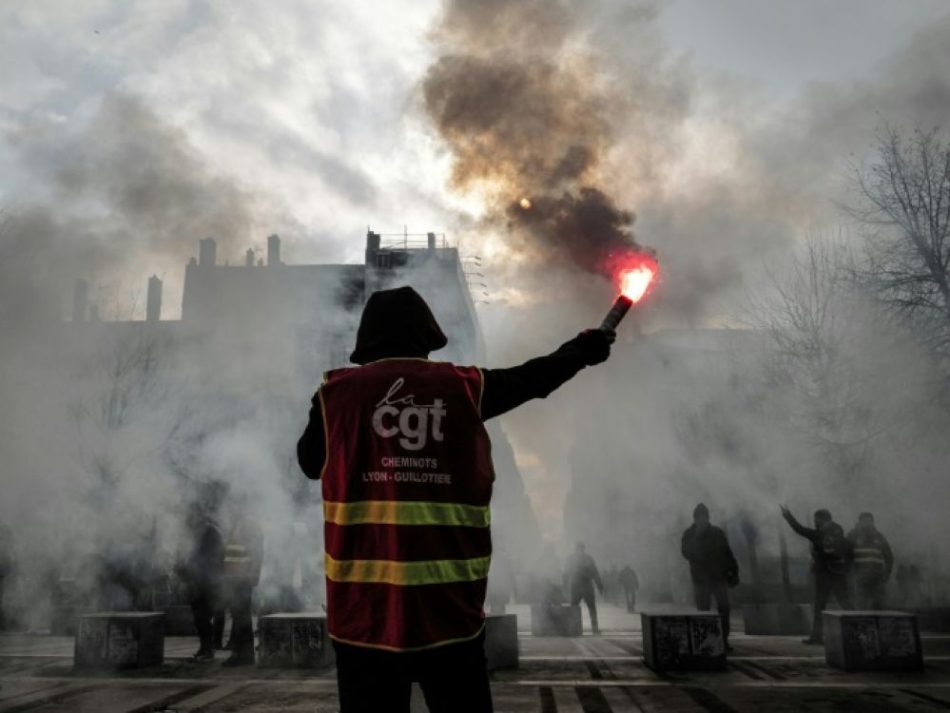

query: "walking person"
left=619, top=565, right=639, bottom=613
left=681, top=504, right=739, bottom=651
left=566, top=542, right=605, bottom=635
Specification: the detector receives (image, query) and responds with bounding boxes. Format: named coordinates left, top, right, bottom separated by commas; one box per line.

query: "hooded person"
left=297, top=285, right=615, bottom=713
left=680, top=503, right=739, bottom=651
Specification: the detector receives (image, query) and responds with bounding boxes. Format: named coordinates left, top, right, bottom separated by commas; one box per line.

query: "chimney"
left=427, top=232, right=437, bottom=250
left=267, top=234, right=281, bottom=266
left=198, top=237, right=217, bottom=267
left=245, top=248, right=255, bottom=266
left=365, top=230, right=381, bottom=264
left=146, top=275, right=162, bottom=322
left=72, top=279, right=88, bottom=322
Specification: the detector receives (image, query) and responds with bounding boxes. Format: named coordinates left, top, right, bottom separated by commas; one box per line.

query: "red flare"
left=618, top=254, right=659, bottom=304
left=599, top=253, right=659, bottom=331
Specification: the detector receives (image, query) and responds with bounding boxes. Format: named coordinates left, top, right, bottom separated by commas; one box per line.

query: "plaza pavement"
left=2, top=604, right=949, bottom=712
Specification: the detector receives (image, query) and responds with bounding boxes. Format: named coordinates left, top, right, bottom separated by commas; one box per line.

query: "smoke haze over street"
left=2, top=0, right=950, bottom=636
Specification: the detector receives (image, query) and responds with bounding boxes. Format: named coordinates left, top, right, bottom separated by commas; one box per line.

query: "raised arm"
left=780, top=505, right=817, bottom=541
left=480, top=330, right=614, bottom=420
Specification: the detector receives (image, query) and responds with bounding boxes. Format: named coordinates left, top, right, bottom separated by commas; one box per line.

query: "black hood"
left=350, top=286, right=448, bottom=365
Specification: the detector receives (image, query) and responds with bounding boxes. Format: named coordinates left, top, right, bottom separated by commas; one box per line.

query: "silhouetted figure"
left=681, top=504, right=739, bottom=650
left=182, top=504, right=224, bottom=661
left=618, top=565, right=639, bottom=613
left=297, top=286, right=615, bottom=713
left=533, top=544, right=564, bottom=605
left=486, top=553, right=517, bottom=615
left=909, top=565, right=925, bottom=606
left=220, top=501, right=263, bottom=667
left=896, top=564, right=926, bottom=608
left=847, top=512, right=893, bottom=610
left=566, top=542, right=604, bottom=635
left=0, top=525, right=14, bottom=630
left=781, top=505, right=853, bottom=644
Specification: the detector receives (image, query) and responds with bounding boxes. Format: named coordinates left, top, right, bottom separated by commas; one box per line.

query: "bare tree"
left=850, top=127, right=950, bottom=357
left=70, top=325, right=182, bottom=503
left=745, top=238, right=892, bottom=490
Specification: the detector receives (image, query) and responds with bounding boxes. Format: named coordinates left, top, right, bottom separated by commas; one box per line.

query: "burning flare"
left=599, top=253, right=659, bottom=331
left=620, top=264, right=656, bottom=304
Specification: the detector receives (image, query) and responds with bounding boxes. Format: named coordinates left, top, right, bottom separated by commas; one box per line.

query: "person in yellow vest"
left=220, top=499, right=263, bottom=667
left=297, top=286, right=614, bottom=713
left=847, top=512, right=893, bottom=611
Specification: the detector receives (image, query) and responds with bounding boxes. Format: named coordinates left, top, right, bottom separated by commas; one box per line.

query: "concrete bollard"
left=484, top=614, right=519, bottom=670
left=824, top=611, right=923, bottom=671
left=74, top=612, right=165, bottom=670
left=641, top=611, right=726, bottom=672
left=257, top=613, right=335, bottom=668
left=530, top=604, right=582, bottom=637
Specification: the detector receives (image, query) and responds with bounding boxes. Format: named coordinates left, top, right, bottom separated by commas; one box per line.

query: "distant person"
left=907, top=565, right=925, bottom=606
left=182, top=503, right=224, bottom=661
left=566, top=542, right=605, bottom=635
left=219, top=498, right=264, bottom=666
left=486, top=553, right=517, bottom=615
left=0, top=525, right=14, bottom=630
left=781, top=505, right=853, bottom=644
left=533, top=544, right=564, bottom=605
left=297, top=285, right=615, bottom=713
left=847, top=512, right=893, bottom=610
left=897, top=564, right=925, bottom=608
left=618, top=565, right=640, bottom=613
left=681, top=504, right=739, bottom=651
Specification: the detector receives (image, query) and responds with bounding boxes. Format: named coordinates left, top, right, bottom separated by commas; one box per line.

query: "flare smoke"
left=423, top=0, right=649, bottom=277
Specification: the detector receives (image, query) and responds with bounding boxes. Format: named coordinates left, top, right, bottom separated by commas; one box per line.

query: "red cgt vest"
left=318, top=358, right=495, bottom=651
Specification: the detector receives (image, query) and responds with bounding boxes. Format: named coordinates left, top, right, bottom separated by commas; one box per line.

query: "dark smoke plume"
left=423, top=0, right=648, bottom=277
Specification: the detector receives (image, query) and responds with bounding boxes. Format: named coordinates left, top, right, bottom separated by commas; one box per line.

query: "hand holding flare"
left=599, top=254, right=659, bottom=331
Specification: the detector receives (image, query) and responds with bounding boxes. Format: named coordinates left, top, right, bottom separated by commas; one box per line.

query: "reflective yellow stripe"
left=325, top=554, right=491, bottom=586
left=324, top=500, right=490, bottom=528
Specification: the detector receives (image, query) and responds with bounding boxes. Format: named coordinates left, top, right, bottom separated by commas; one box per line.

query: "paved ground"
left=2, top=604, right=950, bottom=711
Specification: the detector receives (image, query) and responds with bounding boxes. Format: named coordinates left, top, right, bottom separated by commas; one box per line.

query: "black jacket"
left=184, top=518, right=224, bottom=590
left=785, top=514, right=853, bottom=576
left=566, top=552, right=604, bottom=595
left=681, top=524, right=738, bottom=585
left=298, top=336, right=597, bottom=479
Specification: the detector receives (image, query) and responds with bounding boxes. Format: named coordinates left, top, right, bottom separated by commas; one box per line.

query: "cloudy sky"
left=3, top=1, right=948, bottom=294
